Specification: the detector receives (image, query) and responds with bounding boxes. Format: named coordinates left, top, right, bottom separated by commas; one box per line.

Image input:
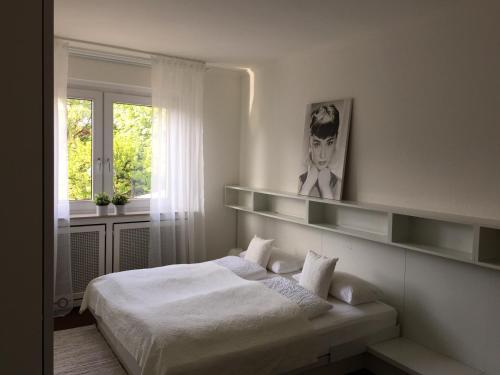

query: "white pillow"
left=227, top=248, right=244, bottom=256
left=261, top=276, right=332, bottom=319
left=240, top=247, right=303, bottom=274
left=299, top=250, right=338, bottom=299
left=268, top=250, right=303, bottom=274
left=292, top=271, right=380, bottom=305
left=329, top=272, right=380, bottom=305
left=244, top=235, right=274, bottom=267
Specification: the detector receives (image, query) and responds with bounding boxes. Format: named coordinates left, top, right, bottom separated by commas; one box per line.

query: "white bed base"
left=94, top=311, right=400, bottom=375
left=96, top=315, right=142, bottom=375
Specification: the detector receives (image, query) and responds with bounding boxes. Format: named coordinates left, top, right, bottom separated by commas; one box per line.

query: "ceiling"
left=55, top=0, right=453, bottom=66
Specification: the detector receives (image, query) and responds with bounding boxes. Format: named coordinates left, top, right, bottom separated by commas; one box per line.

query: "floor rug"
left=54, top=325, right=126, bottom=375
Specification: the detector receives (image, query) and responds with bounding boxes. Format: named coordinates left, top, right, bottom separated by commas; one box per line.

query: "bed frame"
left=93, top=310, right=400, bottom=375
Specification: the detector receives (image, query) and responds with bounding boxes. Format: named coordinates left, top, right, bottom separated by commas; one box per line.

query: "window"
left=67, top=89, right=151, bottom=214
left=112, top=102, right=152, bottom=198
left=67, top=98, right=93, bottom=200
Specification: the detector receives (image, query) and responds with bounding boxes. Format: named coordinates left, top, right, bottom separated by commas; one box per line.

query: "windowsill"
left=70, top=210, right=150, bottom=219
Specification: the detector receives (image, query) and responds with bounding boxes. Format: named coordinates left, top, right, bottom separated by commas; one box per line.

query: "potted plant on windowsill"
left=94, top=193, right=111, bottom=216
left=112, top=193, right=129, bottom=215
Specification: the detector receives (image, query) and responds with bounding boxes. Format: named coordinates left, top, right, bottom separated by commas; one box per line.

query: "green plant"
left=112, top=193, right=129, bottom=206
left=94, top=192, right=111, bottom=206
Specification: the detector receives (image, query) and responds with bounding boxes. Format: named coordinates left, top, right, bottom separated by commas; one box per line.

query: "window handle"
left=106, top=158, right=111, bottom=173
left=97, top=158, right=102, bottom=173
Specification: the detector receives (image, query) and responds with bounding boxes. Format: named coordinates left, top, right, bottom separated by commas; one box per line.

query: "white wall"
left=68, top=56, right=242, bottom=259
left=238, top=1, right=500, bottom=373
left=203, top=67, right=242, bottom=259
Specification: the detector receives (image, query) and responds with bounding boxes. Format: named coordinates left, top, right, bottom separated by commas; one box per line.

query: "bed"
left=81, top=258, right=399, bottom=375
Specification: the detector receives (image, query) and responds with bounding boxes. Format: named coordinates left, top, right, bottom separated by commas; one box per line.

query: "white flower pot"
left=115, top=205, right=126, bottom=215
left=96, top=205, right=109, bottom=216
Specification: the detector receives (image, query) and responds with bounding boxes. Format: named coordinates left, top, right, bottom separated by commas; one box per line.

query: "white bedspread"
left=213, top=255, right=268, bottom=280
left=81, top=262, right=319, bottom=375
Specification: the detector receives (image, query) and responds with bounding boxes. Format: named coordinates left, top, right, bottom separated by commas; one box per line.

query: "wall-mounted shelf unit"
left=253, top=192, right=307, bottom=224
left=308, top=201, right=389, bottom=243
left=224, top=186, right=254, bottom=211
left=224, top=185, right=500, bottom=271
left=391, top=214, right=475, bottom=262
left=477, top=226, right=500, bottom=270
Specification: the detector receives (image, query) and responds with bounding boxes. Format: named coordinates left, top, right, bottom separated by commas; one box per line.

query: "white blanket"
left=81, top=262, right=319, bottom=375
left=213, top=255, right=268, bottom=280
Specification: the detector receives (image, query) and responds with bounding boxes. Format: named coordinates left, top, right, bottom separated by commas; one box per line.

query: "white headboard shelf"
left=224, top=185, right=500, bottom=271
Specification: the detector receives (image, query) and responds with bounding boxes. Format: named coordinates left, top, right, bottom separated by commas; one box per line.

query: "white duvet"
left=80, top=261, right=319, bottom=375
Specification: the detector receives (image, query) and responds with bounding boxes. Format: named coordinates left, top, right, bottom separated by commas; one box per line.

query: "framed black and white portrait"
left=298, top=99, right=352, bottom=200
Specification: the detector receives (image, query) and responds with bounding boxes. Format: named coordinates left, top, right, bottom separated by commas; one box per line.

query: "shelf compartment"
left=477, top=226, right=500, bottom=269
left=391, top=214, right=474, bottom=260
left=224, top=188, right=253, bottom=211
left=253, top=193, right=306, bottom=223
left=308, top=201, right=389, bottom=241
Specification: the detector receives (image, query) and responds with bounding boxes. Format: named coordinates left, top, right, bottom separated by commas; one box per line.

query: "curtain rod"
left=55, top=36, right=206, bottom=66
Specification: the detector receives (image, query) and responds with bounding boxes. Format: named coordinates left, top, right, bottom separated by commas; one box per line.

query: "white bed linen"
left=214, top=255, right=268, bottom=280
left=265, top=271, right=397, bottom=342
left=81, top=261, right=319, bottom=375
left=267, top=270, right=398, bottom=356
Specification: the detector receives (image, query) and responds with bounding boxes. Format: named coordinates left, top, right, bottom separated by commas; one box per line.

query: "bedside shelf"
left=369, top=338, right=481, bottom=375
left=224, top=185, right=500, bottom=272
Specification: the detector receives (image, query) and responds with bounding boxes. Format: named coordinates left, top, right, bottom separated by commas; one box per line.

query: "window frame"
left=104, top=92, right=152, bottom=212
left=67, top=87, right=152, bottom=215
left=67, top=88, right=103, bottom=214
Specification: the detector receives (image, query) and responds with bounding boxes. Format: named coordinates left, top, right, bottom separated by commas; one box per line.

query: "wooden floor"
left=54, top=306, right=95, bottom=331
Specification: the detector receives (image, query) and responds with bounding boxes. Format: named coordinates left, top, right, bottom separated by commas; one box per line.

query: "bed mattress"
left=264, top=271, right=398, bottom=345
left=311, top=298, right=398, bottom=359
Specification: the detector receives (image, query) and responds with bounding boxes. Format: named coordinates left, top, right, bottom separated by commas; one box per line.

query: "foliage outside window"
left=67, top=98, right=92, bottom=201
left=66, top=95, right=152, bottom=204
left=113, top=103, right=152, bottom=198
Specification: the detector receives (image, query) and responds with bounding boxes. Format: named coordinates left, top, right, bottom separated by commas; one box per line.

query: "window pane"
left=113, top=103, right=152, bottom=198
left=67, top=98, right=93, bottom=200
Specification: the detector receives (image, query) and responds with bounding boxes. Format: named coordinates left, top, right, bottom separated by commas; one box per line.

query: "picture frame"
left=298, top=99, right=353, bottom=200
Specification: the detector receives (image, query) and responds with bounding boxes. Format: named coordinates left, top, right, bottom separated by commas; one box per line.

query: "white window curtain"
left=54, top=40, right=73, bottom=316
left=150, top=56, right=206, bottom=266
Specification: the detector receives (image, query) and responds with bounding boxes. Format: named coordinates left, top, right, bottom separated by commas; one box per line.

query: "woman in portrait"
left=298, top=104, right=341, bottom=199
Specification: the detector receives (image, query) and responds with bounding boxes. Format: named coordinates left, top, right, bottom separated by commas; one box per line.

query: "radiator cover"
left=113, top=222, right=150, bottom=272
left=70, top=225, right=105, bottom=300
